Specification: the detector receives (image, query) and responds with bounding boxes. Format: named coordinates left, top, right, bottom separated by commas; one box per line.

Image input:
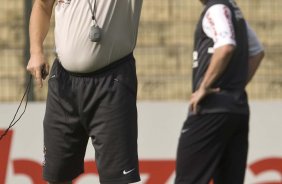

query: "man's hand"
left=190, top=87, right=220, bottom=114
left=27, top=0, right=55, bottom=87
left=26, top=53, right=49, bottom=88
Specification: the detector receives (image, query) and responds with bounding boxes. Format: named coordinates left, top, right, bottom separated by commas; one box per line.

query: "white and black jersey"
left=192, top=0, right=255, bottom=115
left=175, top=1, right=263, bottom=183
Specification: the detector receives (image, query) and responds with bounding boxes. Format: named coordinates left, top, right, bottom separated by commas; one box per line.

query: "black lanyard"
left=88, top=0, right=98, bottom=25
left=0, top=75, right=32, bottom=140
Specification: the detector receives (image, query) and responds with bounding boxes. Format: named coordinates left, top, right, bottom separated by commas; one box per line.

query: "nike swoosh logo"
left=181, top=128, right=190, bottom=134
left=123, top=168, right=135, bottom=175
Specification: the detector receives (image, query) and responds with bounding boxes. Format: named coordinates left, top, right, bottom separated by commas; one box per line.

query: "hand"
left=190, top=87, right=220, bottom=114
left=26, top=53, right=49, bottom=88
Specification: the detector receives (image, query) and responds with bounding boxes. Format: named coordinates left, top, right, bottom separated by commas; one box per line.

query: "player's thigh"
left=43, top=64, right=89, bottom=182
left=89, top=58, right=140, bottom=184
left=175, top=114, right=233, bottom=184
left=213, top=114, right=249, bottom=184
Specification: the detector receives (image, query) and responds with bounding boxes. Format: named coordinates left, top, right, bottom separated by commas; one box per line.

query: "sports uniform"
left=42, top=0, right=143, bottom=183
left=175, top=0, right=263, bottom=183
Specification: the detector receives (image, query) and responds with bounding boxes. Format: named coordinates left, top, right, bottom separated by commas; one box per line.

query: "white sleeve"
left=203, top=4, right=236, bottom=49
left=246, top=22, right=264, bottom=56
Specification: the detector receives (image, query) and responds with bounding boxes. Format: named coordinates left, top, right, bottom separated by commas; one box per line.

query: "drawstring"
left=0, top=75, right=32, bottom=140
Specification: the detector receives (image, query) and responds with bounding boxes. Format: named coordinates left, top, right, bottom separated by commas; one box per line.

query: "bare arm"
left=190, top=45, right=235, bottom=113
left=26, top=0, right=55, bottom=87
left=199, top=45, right=235, bottom=90
left=247, top=51, right=264, bottom=84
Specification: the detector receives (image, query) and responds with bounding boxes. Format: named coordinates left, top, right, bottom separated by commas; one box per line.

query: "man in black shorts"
left=175, top=0, right=264, bottom=183
left=26, top=0, right=143, bottom=183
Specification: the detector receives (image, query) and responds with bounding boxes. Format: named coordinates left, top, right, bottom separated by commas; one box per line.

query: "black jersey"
left=192, top=0, right=249, bottom=115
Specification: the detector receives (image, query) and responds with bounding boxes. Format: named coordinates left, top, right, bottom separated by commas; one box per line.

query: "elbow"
left=250, top=50, right=265, bottom=62
left=223, top=45, right=236, bottom=56
left=259, top=50, right=265, bottom=60
left=36, top=0, right=55, bottom=14
left=217, top=44, right=235, bottom=59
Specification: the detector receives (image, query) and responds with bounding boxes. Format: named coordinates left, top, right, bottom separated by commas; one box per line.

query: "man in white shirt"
left=27, top=0, right=143, bottom=183
left=175, top=0, right=264, bottom=183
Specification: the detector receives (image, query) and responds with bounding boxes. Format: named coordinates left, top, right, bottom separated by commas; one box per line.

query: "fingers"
left=189, top=90, right=202, bottom=114
left=189, top=98, right=199, bottom=114
left=27, top=64, right=46, bottom=88
left=189, top=102, right=198, bottom=114
left=192, top=101, right=200, bottom=114
left=26, top=65, right=36, bottom=79
left=26, top=67, right=43, bottom=87
left=35, top=68, right=43, bottom=88
left=192, top=102, right=197, bottom=114
left=189, top=87, right=220, bottom=114
left=26, top=54, right=49, bottom=87
left=42, top=63, right=50, bottom=80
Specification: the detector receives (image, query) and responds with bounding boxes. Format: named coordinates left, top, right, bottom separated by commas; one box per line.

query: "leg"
left=175, top=114, right=236, bottom=184
left=213, top=114, right=249, bottom=184
left=85, top=56, right=140, bottom=184
left=43, top=60, right=89, bottom=182
left=90, top=101, right=140, bottom=184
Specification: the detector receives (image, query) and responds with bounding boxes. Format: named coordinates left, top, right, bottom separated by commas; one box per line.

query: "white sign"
left=0, top=101, right=282, bottom=184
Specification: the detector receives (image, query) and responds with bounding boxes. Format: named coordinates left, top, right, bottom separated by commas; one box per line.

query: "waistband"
left=57, top=53, right=133, bottom=77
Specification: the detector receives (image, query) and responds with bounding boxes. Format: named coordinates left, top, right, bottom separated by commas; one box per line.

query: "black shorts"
left=43, top=53, right=140, bottom=184
left=175, top=113, right=249, bottom=184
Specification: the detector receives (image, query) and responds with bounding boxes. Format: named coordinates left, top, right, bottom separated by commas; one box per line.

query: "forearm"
left=247, top=51, right=264, bottom=84
left=199, top=45, right=235, bottom=90
left=29, top=0, right=54, bottom=55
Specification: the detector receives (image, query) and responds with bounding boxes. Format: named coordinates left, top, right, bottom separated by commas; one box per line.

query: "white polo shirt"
left=54, top=0, right=143, bottom=73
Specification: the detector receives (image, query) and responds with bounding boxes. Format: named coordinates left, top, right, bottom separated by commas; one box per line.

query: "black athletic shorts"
left=175, top=113, right=249, bottom=184
left=43, top=53, right=140, bottom=184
